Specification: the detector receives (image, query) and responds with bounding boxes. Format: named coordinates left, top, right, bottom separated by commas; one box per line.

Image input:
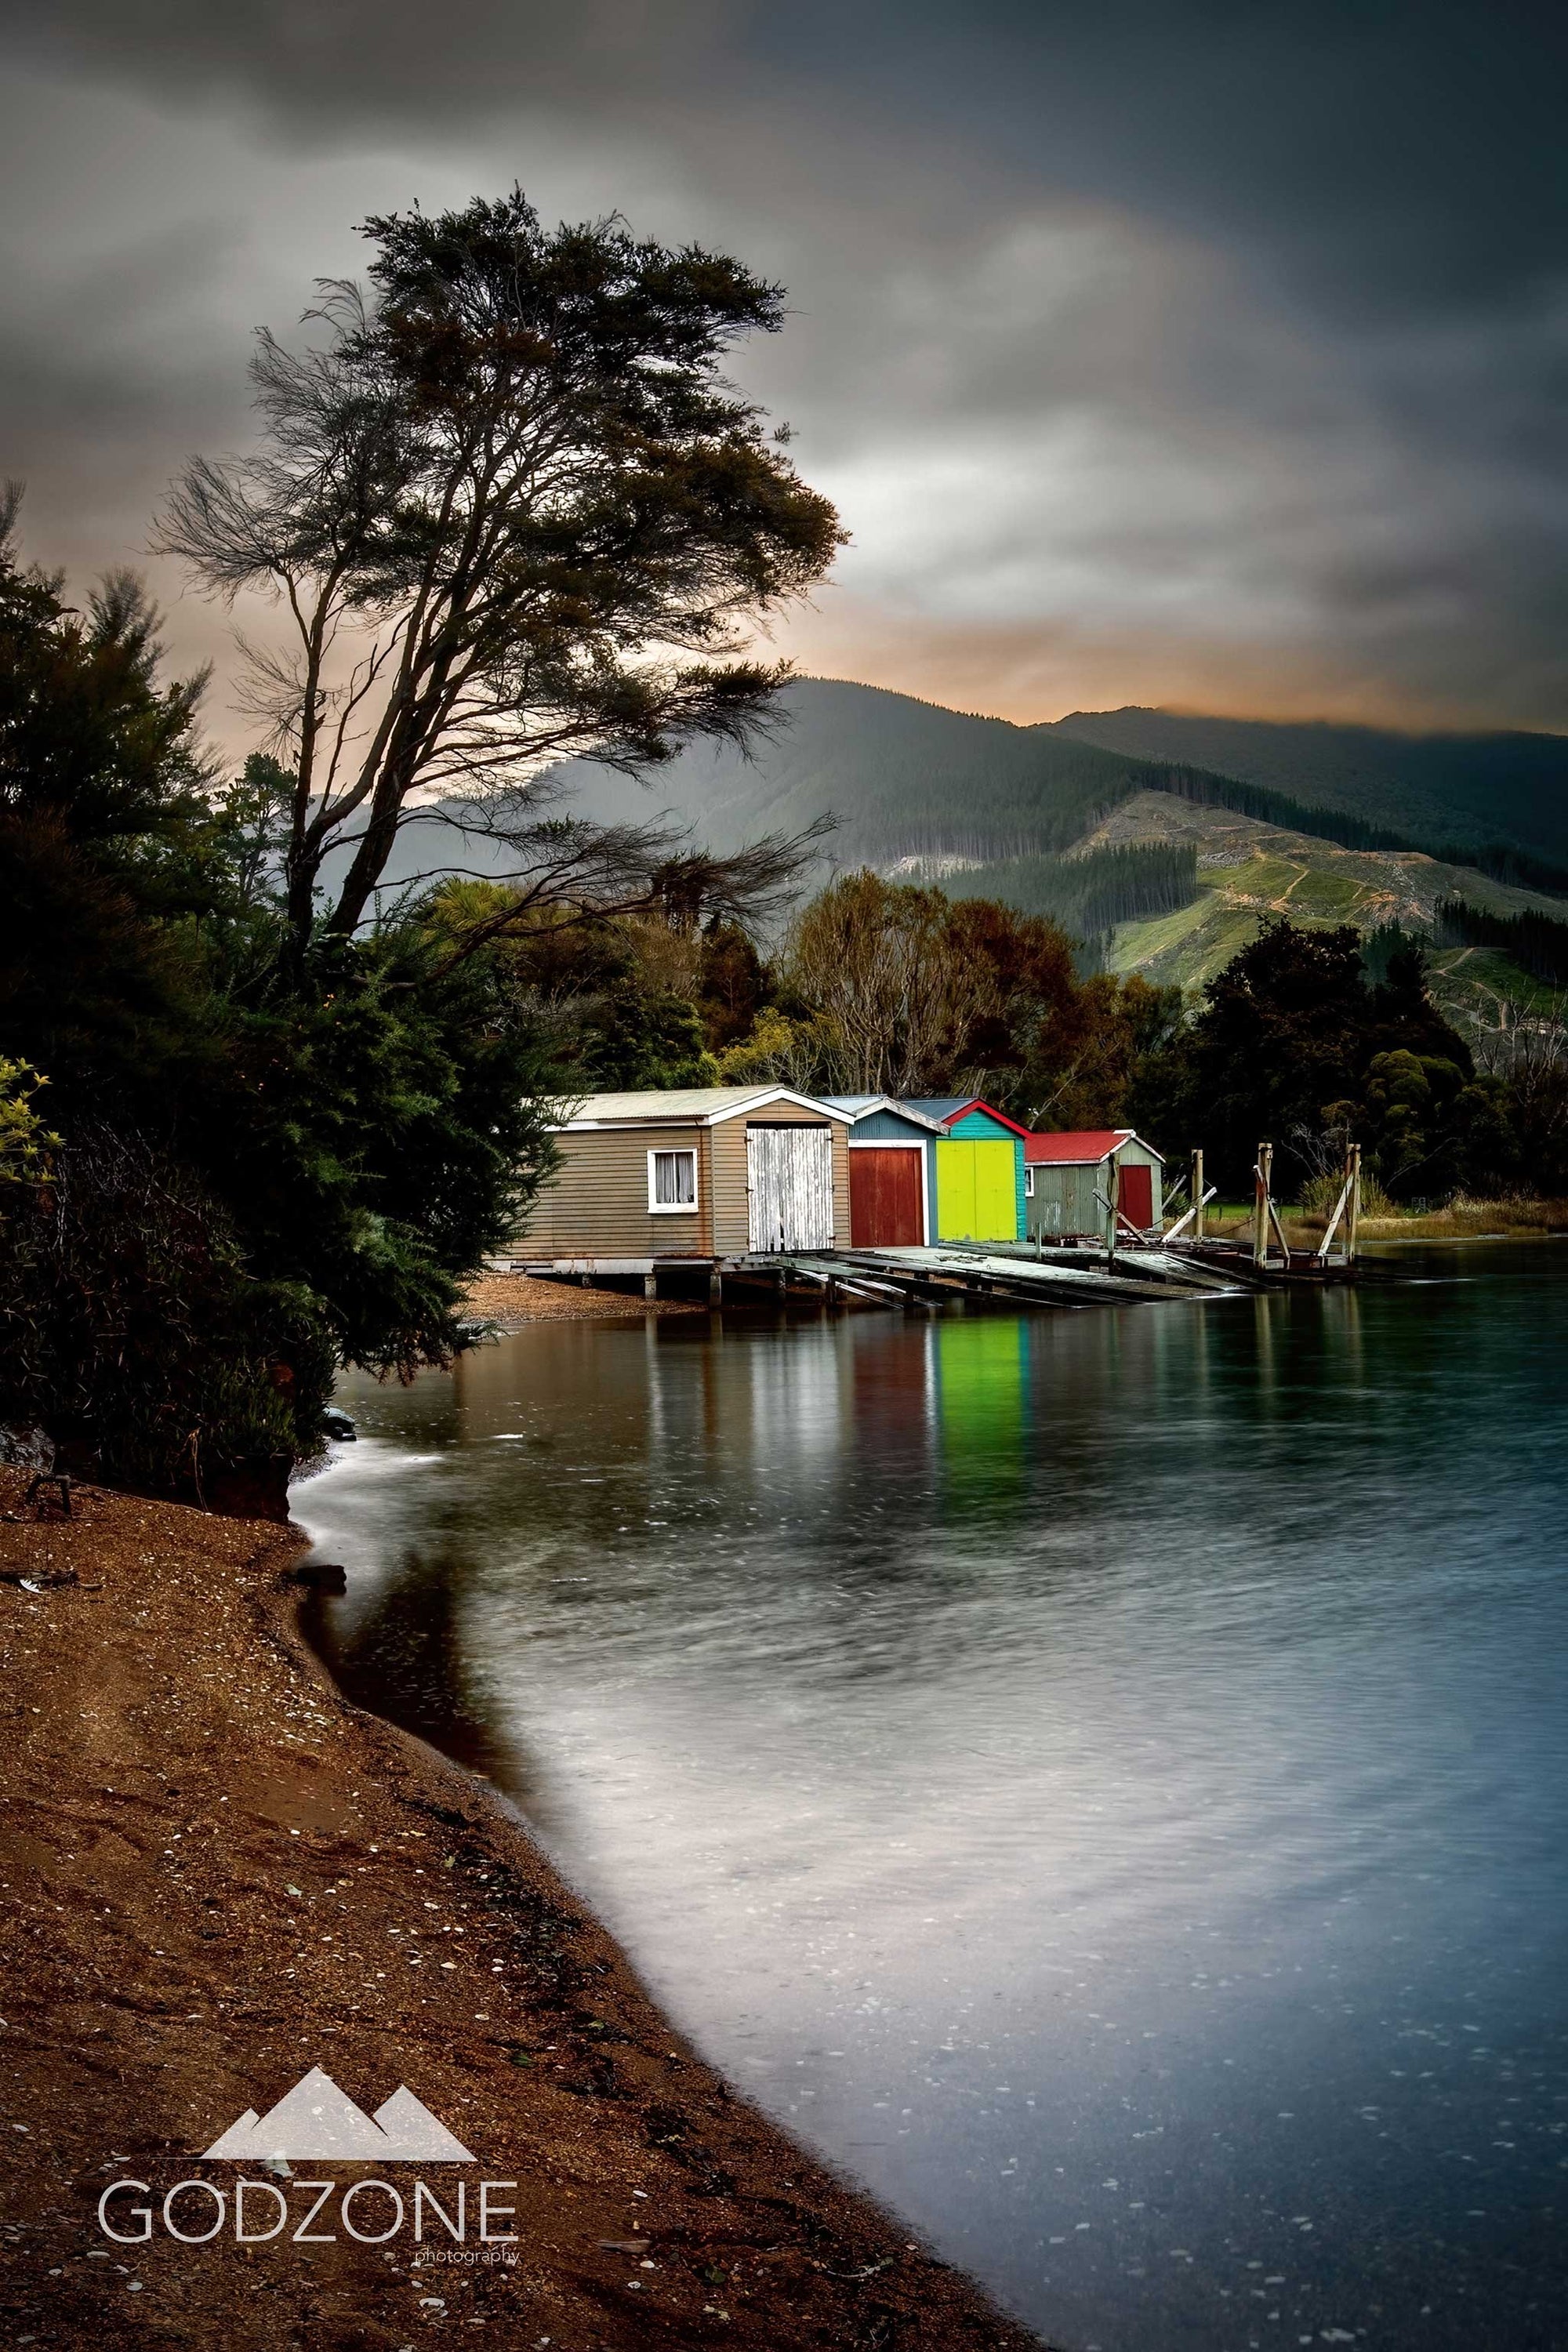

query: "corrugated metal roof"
left=559, top=1087, right=849, bottom=1127
left=1024, top=1127, right=1164, bottom=1164
left=821, top=1094, right=946, bottom=1131
left=902, top=1095, right=970, bottom=1120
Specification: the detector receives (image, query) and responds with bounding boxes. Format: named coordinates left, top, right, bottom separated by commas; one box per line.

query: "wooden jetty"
left=720, top=1240, right=1243, bottom=1312
left=717, top=1232, right=1377, bottom=1311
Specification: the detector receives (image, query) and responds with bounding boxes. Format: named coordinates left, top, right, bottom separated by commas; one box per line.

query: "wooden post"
left=1346, top=1141, right=1361, bottom=1262
left=708, top=1268, right=724, bottom=1305
left=1254, top=1143, right=1272, bottom=1266
left=1192, top=1149, right=1204, bottom=1243
left=644, top=1272, right=658, bottom=1301
left=1106, top=1152, right=1120, bottom=1264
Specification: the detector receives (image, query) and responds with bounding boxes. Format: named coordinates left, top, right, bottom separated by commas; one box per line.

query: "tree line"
left=1433, top=895, right=1568, bottom=989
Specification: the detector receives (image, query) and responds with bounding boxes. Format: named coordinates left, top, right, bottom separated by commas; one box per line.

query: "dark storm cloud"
left=2, top=0, right=1565, bottom=728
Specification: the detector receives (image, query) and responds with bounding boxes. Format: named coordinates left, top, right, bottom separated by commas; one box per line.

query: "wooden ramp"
left=721, top=1242, right=1248, bottom=1311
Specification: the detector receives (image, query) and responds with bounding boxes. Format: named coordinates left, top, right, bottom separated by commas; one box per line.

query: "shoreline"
left=0, top=1468, right=1036, bottom=2350
left=463, top=1270, right=705, bottom=1330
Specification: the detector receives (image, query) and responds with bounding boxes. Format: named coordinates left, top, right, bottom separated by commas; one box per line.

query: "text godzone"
left=98, top=2177, right=519, bottom=2245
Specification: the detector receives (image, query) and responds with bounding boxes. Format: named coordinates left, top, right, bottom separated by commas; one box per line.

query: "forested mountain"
left=332, top=680, right=1568, bottom=960
left=560, top=678, right=1568, bottom=884
left=560, top=677, right=1160, bottom=864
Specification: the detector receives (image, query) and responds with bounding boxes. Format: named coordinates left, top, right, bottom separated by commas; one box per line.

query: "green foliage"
left=1133, top=919, right=1494, bottom=1200
left=1359, top=922, right=1430, bottom=986
left=426, top=886, right=723, bottom=1096
left=0, top=1058, right=57, bottom=1189
left=695, top=916, right=768, bottom=1051
left=2, top=170, right=850, bottom=1492
left=196, top=932, right=561, bottom=1377
left=1357, top=1050, right=1486, bottom=1203
left=576, top=989, right=719, bottom=1091
left=716, top=1005, right=826, bottom=1087
left=0, top=1124, right=336, bottom=1494
left=0, top=492, right=208, bottom=857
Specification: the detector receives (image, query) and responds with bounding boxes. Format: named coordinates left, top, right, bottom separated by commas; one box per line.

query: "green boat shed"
left=903, top=1098, right=1029, bottom=1244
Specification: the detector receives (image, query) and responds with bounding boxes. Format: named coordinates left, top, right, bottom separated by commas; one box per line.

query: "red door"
left=850, top=1148, right=924, bottom=1246
left=1118, top=1162, right=1153, bottom=1231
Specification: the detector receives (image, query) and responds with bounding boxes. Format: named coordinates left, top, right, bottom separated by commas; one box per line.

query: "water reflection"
left=297, top=1258, right=1568, bottom=2352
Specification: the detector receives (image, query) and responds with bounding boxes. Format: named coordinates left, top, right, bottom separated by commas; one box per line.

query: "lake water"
left=294, top=1247, right=1568, bottom=2352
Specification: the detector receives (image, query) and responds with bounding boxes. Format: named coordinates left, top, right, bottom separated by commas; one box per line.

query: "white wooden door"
left=746, top=1125, right=835, bottom=1251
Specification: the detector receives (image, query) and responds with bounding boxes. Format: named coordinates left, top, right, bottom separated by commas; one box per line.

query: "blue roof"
left=822, top=1094, right=947, bottom=1132
left=902, top=1096, right=969, bottom=1120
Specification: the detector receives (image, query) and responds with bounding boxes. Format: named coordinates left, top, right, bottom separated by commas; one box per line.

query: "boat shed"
left=822, top=1096, right=945, bottom=1247
left=1024, top=1129, right=1165, bottom=1241
left=511, top=1087, right=854, bottom=1267
left=902, top=1098, right=1029, bottom=1244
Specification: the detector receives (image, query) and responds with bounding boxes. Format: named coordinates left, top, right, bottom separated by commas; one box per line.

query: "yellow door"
left=935, top=1140, right=1017, bottom=1240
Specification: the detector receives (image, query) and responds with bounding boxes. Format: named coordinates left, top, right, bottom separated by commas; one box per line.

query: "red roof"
left=1025, top=1127, right=1135, bottom=1165
left=938, top=1097, right=1031, bottom=1139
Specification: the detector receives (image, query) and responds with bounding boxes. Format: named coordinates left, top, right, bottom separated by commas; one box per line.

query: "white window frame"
left=1025, top=1165, right=1036, bottom=1197
left=647, top=1145, right=699, bottom=1214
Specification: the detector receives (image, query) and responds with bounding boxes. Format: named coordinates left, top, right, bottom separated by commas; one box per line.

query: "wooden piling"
left=1192, top=1148, right=1204, bottom=1243
left=1254, top=1143, right=1272, bottom=1267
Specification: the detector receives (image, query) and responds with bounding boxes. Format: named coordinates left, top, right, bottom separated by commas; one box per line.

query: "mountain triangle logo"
left=201, top=2067, right=475, bottom=2163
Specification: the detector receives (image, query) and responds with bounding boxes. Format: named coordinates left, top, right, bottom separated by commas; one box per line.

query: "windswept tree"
left=158, top=190, right=843, bottom=962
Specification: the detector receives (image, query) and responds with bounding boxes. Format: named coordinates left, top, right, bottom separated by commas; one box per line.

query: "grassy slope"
left=1094, top=793, right=1561, bottom=1036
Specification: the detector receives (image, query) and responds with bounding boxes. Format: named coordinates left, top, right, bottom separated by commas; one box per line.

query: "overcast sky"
left=2, top=0, right=1565, bottom=738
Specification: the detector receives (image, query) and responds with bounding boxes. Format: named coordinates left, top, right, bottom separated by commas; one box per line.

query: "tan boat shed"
left=510, top=1087, right=855, bottom=1269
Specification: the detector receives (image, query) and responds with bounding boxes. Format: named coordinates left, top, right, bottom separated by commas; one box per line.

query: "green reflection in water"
left=935, top=1315, right=1030, bottom=1516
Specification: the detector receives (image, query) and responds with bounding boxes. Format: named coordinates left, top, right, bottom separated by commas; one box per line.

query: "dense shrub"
left=0, top=1125, right=335, bottom=1498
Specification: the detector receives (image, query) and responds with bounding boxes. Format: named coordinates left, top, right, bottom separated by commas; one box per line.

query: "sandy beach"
left=0, top=1467, right=1035, bottom=2351
left=463, top=1272, right=705, bottom=1330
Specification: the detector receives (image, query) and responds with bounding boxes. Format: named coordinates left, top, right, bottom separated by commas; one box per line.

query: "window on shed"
left=1025, top=1166, right=1035, bottom=1196
left=648, top=1148, right=698, bottom=1210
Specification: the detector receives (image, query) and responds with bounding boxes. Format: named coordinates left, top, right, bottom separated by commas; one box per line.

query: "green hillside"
left=1091, top=793, right=1562, bottom=1039
left=1047, top=706, right=1568, bottom=877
